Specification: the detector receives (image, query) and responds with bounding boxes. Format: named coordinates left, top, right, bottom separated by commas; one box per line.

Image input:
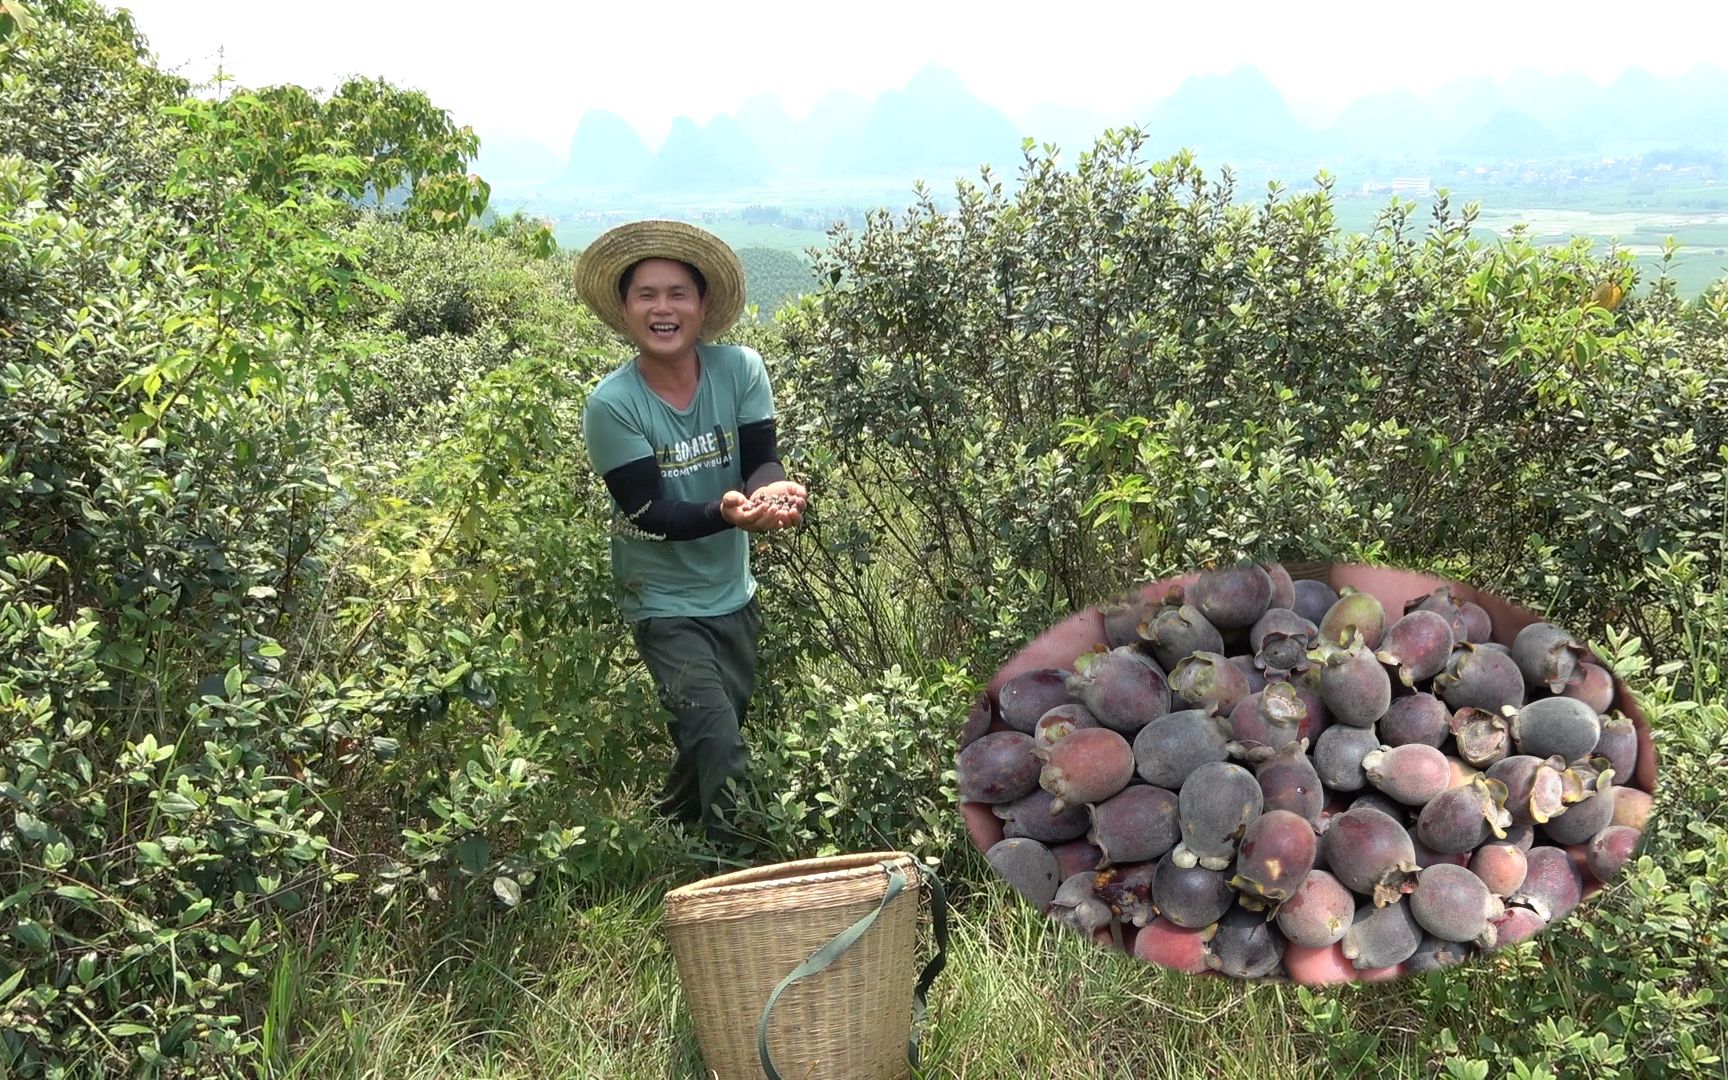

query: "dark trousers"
left=630, top=597, right=763, bottom=838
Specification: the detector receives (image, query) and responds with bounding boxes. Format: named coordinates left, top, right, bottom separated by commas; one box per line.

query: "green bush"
left=345, top=327, right=515, bottom=431
left=332, top=221, right=618, bottom=449
left=0, top=142, right=363, bottom=1076
left=0, top=5, right=614, bottom=1073
left=769, top=132, right=1724, bottom=687
left=345, top=220, right=545, bottom=343
left=730, top=664, right=974, bottom=861
left=745, top=133, right=1727, bottom=1075
left=0, top=0, right=187, bottom=200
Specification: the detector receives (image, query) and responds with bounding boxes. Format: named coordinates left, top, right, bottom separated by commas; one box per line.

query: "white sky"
left=114, top=0, right=1726, bottom=150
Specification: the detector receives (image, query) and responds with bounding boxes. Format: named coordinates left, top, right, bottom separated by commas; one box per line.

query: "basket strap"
left=755, top=860, right=951, bottom=1079
left=907, top=865, right=948, bottom=1071
left=758, top=863, right=908, bottom=1080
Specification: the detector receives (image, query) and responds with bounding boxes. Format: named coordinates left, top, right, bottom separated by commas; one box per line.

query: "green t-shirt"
left=581, top=343, right=775, bottom=622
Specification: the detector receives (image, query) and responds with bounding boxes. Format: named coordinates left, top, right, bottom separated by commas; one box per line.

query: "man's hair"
left=617, top=258, right=708, bottom=302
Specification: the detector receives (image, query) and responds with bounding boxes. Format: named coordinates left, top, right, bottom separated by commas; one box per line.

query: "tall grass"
left=266, top=600, right=1728, bottom=1079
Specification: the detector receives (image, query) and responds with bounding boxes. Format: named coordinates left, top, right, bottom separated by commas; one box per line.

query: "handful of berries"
left=751, top=492, right=803, bottom=512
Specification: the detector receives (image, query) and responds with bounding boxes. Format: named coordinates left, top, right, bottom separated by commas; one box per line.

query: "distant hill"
left=478, top=60, right=1728, bottom=193
left=1018, top=102, right=1121, bottom=155
left=818, top=65, right=1023, bottom=178
left=1452, top=108, right=1568, bottom=161
left=1500, top=68, right=1603, bottom=134
left=472, top=131, right=562, bottom=188
left=563, top=110, right=651, bottom=189
left=1671, top=62, right=1728, bottom=149
left=1559, top=64, right=1728, bottom=155
left=1427, top=75, right=1509, bottom=144
left=640, top=116, right=772, bottom=192
left=1138, top=65, right=1311, bottom=166
left=792, top=90, right=872, bottom=175
left=1322, top=90, right=1445, bottom=162
left=735, top=94, right=803, bottom=174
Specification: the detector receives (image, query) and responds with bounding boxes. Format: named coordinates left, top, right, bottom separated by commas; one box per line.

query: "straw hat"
left=574, top=219, right=747, bottom=342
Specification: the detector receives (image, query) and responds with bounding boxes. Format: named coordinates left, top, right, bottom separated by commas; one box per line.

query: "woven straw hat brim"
left=574, top=220, right=746, bottom=343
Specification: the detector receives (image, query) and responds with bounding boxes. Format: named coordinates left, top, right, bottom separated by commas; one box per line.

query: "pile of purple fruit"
left=956, top=563, right=1654, bottom=983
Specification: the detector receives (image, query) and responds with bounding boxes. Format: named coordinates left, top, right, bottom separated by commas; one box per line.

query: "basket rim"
left=664, top=850, right=919, bottom=907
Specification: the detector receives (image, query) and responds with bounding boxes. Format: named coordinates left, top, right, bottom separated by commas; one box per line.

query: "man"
left=576, top=220, right=806, bottom=850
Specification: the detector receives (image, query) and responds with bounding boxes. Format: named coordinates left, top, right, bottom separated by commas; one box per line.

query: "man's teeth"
left=651, top=323, right=677, bottom=332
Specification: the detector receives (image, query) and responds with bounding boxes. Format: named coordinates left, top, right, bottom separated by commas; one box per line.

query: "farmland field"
left=1331, top=198, right=1728, bottom=298
left=548, top=195, right=1728, bottom=302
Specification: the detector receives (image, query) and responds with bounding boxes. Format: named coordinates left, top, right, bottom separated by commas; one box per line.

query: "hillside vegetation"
left=2, top=4, right=1726, bottom=1078
left=737, top=245, right=819, bottom=321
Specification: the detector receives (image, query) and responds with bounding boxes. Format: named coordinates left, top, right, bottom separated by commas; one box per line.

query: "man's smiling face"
left=621, top=258, right=708, bottom=363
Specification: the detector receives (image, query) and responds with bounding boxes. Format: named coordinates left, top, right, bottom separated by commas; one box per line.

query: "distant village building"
left=1358, top=177, right=1433, bottom=197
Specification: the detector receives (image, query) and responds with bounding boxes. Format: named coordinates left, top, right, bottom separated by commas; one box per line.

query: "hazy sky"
left=114, top=0, right=1726, bottom=149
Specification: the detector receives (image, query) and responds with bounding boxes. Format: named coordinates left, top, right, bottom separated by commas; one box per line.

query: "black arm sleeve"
left=601, top=457, right=732, bottom=541
left=738, top=418, right=787, bottom=496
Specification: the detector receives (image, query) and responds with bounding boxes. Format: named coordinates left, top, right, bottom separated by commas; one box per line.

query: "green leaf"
left=0, top=966, right=25, bottom=1003
left=177, top=897, right=213, bottom=927
left=440, top=661, right=473, bottom=689
left=136, top=840, right=170, bottom=866
left=53, top=884, right=98, bottom=903
left=492, top=876, right=522, bottom=908
left=12, top=919, right=51, bottom=951
left=0, top=883, right=40, bottom=913
left=454, top=834, right=490, bottom=875
left=14, top=812, right=56, bottom=843
left=108, top=1023, right=155, bottom=1037
left=0, top=0, right=39, bottom=40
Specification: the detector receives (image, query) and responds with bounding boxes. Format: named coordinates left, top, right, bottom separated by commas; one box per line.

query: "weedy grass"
left=271, top=880, right=706, bottom=1079
left=272, top=666, right=1726, bottom=1079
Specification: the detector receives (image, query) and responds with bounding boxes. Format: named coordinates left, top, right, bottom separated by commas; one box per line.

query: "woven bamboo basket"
left=663, top=851, right=924, bottom=1080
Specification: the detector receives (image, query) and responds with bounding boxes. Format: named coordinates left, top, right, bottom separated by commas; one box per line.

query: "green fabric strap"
left=757, top=860, right=950, bottom=1080
left=908, top=868, right=948, bottom=1068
